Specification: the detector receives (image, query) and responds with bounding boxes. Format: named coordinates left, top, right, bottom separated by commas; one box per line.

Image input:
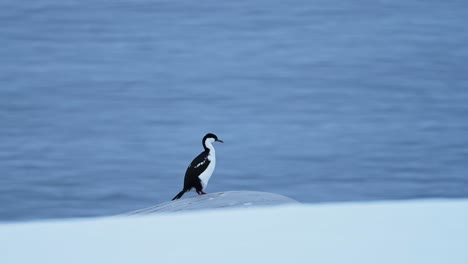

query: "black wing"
left=183, top=151, right=211, bottom=189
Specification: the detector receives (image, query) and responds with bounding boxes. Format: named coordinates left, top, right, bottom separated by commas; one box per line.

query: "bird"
left=172, top=133, right=223, bottom=200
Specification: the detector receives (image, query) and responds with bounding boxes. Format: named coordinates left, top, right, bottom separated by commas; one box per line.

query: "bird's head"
left=203, top=133, right=224, bottom=145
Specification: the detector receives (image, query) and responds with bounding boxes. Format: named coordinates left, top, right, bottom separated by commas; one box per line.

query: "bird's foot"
left=197, top=191, right=207, bottom=195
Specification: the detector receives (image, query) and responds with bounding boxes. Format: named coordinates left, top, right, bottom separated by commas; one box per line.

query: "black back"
left=183, top=150, right=211, bottom=191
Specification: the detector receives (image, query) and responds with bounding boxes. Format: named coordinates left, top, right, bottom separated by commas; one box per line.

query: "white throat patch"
left=204, top=138, right=216, bottom=154
left=200, top=138, right=216, bottom=189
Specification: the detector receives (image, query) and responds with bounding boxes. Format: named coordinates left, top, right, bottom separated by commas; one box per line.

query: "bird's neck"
left=204, top=140, right=216, bottom=155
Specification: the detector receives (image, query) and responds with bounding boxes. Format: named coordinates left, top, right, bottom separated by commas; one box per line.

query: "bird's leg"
left=197, top=190, right=207, bottom=195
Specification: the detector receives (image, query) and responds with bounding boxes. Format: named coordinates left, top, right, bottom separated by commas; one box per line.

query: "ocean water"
left=1, top=0, right=468, bottom=221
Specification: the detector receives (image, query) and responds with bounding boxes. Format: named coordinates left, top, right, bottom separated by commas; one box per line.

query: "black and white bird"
left=172, top=133, right=223, bottom=200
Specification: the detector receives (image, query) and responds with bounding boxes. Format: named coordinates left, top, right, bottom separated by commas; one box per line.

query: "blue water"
left=1, top=0, right=468, bottom=221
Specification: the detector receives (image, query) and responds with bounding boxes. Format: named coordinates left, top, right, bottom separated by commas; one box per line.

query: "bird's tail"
left=172, top=190, right=186, bottom=201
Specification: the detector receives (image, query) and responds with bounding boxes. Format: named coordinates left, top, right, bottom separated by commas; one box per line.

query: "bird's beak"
left=216, top=139, right=224, bottom=143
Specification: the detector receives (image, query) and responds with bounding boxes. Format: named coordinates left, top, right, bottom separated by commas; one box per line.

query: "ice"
left=1, top=196, right=467, bottom=264
left=122, top=191, right=298, bottom=215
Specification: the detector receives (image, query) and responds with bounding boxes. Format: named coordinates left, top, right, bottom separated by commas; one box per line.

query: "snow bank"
left=123, top=191, right=298, bottom=215
left=1, top=198, right=467, bottom=264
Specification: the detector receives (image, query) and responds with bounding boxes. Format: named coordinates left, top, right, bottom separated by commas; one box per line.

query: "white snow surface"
left=1, top=198, right=468, bottom=264
left=124, top=191, right=298, bottom=214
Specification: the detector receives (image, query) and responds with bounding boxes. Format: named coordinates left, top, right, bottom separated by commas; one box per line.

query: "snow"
left=123, top=191, right=298, bottom=215
left=1, top=196, right=467, bottom=264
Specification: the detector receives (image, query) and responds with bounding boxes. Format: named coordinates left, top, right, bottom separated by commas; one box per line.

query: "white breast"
left=198, top=153, right=216, bottom=189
